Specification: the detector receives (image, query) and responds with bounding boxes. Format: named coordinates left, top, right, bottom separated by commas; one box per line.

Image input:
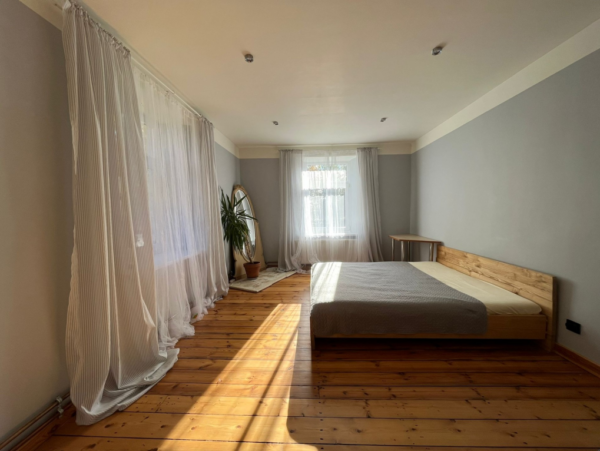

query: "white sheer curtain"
left=134, top=68, right=229, bottom=347
left=278, top=150, right=304, bottom=270
left=63, top=1, right=229, bottom=425
left=63, top=1, right=178, bottom=425
left=357, top=147, right=384, bottom=261
left=278, top=148, right=383, bottom=271
left=301, top=149, right=369, bottom=262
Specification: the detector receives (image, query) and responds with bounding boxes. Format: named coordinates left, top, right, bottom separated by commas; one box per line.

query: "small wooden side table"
left=389, top=234, right=442, bottom=262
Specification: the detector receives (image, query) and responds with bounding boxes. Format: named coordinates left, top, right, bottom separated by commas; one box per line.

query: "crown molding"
left=20, top=0, right=63, bottom=29
left=214, top=129, right=240, bottom=158
left=415, top=17, right=600, bottom=152
left=238, top=141, right=413, bottom=159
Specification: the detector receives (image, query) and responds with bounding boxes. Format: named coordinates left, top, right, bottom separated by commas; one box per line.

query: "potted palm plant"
left=220, top=190, right=261, bottom=279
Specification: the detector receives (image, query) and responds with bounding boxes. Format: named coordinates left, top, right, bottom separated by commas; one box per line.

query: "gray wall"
left=411, top=48, right=600, bottom=365
left=240, top=155, right=412, bottom=263
left=0, top=0, right=73, bottom=445
left=215, top=143, right=241, bottom=195
left=214, top=143, right=241, bottom=272
left=240, top=158, right=280, bottom=263
left=379, top=155, right=411, bottom=261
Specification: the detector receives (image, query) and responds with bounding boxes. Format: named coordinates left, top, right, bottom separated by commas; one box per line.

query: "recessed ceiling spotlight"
left=245, top=53, right=254, bottom=63
left=431, top=46, right=443, bottom=56
left=380, top=117, right=387, bottom=122
left=273, top=121, right=279, bottom=125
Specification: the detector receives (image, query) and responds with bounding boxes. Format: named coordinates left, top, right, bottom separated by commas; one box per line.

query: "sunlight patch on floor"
left=157, top=303, right=307, bottom=443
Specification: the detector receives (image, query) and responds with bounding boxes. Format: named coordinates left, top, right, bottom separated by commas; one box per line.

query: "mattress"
left=410, top=262, right=542, bottom=315
left=310, top=261, right=543, bottom=338
left=310, top=262, right=488, bottom=337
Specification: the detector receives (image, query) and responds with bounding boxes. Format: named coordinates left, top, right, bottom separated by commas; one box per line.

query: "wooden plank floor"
left=36, top=274, right=600, bottom=450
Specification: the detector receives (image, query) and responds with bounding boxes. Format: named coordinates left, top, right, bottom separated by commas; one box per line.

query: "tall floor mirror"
left=232, top=184, right=267, bottom=279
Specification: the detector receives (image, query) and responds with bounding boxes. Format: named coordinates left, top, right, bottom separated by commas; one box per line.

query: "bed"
left=309, top=246, right=557, bottom=351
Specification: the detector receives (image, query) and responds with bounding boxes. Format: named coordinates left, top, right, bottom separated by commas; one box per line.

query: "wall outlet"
left=565, top=319, right=581, bottom=335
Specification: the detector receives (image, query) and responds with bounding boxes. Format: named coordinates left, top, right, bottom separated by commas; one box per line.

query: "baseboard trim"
left=12, top=403, right=75, bottom=451
left=555, top=344, right=600, bottom=378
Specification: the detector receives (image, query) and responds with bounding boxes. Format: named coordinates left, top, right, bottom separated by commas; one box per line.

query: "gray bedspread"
left=310, top=262, right=487, bottom=336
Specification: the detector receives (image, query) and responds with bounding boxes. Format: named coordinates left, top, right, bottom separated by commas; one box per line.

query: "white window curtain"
left=278, top=149, right=305, bottom=271
left=62, top=1, right=228, bottom=425
left=278, top=148, right=383, bottom=271
left=134, top=68, right=229, bottom=346
left=63, top=1, right=178, bottom=425
left=357, top=147, right=384, bottom=262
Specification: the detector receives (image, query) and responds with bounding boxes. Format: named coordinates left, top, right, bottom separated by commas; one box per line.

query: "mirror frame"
left=231, top=184, right=267, bottom=279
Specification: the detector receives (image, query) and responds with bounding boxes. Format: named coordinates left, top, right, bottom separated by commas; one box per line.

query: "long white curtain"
left=278, top=150, right=304, bottom=270
left=278, top=148, right=383, bottom=271
left=63, top=1, right=228, bottom=425
left=134, top=68, right=229, bottom=346
left=357, top=147, right=384, bottom=261
left=63, top=1, right=177, bottom=425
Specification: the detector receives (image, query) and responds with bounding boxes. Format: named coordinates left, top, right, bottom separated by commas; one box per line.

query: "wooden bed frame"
left=310, top=246, right=557, bottom=351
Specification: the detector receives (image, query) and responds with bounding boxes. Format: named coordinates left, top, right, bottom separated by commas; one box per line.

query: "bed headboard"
left=436, top=246, right=557, bottom=351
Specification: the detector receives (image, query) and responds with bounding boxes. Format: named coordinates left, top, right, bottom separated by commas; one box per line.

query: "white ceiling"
left=83, top=0, right=600, bottom=146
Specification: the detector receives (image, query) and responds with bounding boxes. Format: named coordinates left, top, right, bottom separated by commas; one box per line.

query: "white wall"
left=0, top=0, right=73, bottom=445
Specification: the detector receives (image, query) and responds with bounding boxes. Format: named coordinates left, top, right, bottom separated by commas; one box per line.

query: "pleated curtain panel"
left=133, top=68, right=229, bottom=345
left=278, top=147, right=383, bottom=272
left=278, top=149, right=305, bottom=271
left=62, top=1, right=228, bottom=425
left=357, top=147, right=384, bottom=262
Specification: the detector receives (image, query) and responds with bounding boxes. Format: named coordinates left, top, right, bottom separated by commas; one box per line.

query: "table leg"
left=391, top=239, right=395, bottom=261
left=407, top=242, right=411, bottom=262
left=429, top=243, right=434, bottom=261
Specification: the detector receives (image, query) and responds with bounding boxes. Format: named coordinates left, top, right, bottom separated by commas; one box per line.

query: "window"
left=302, top=163, right=348, bottom=237
left=301, top=151, right=360, bottom=239
left=140, top=114, right=205, bottom=268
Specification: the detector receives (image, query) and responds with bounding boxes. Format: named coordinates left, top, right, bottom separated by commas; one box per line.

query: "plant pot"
left=243, top=262, right=261, bottom=279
